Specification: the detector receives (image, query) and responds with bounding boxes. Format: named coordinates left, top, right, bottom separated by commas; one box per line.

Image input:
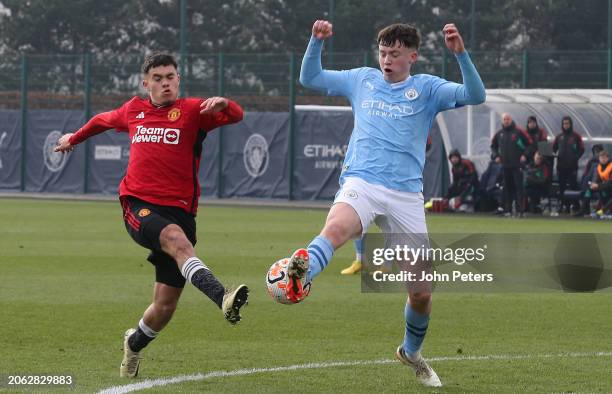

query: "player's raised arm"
left=299, top=20, right=335, bottom=91
left=54, top=105, right=128, bottom=153
left=442, top=23, right=486, bottom=105
left=199, top=96, right=244, bottom=131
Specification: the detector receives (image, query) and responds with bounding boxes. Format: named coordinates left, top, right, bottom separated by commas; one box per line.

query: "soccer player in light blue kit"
left=283, top=20, right=485, bottom=387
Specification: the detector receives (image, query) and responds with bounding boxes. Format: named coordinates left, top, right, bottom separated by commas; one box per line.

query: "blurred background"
left=1, top=0, right=611, bottom=111
left=0, top=0, right=610, bottom=203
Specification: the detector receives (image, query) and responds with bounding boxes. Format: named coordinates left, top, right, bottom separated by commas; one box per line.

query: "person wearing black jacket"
left=525, top=116, right=548, bottom=161
left=446, top=149, right=479, bottom=209
left=524, top=151, right=550, bottom=213
left=553, top=116, right=585, bottom=213
left=491, top=113, right=532, bottom=216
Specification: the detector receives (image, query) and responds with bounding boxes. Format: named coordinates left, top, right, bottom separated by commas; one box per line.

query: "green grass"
left=1, top=198, right=611, bottom=393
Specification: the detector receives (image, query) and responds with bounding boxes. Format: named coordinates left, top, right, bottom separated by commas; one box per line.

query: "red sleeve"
left=69, top=103, right=128, bottom=145
left=199, top=100, right=244, bottom=132
left=552, top=135, right=559, bottom=152
left=464, top=159, right=476, bottom=174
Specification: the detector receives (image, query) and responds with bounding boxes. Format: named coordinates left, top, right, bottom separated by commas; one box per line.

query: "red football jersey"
left=69, top=97, right=243, bottom=214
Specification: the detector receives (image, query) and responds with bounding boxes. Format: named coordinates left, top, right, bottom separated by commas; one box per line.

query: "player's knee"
left=323, top=220, right=353, bottom=244
left=409, top=292, right=431, bottom=308
left=160, top=224, right=193, bottom=254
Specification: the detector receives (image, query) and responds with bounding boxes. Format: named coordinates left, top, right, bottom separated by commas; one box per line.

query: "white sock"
left=138, top=318, right=159, bottom=338
left=180, top=257, right=209, bottom=282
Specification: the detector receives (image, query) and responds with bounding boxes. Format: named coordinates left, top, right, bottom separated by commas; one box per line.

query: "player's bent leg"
left=321, top=202, right=363, bottom=249
left=286, top=203, right=362, bottom=302
left=159, top=224, right=249, bottom=323
left=121, top=283, right=182, bottom=378
left=159, top=224, right=196, bottom=265
left=143, top=282, right=183, bottom=331
left=308, top=202, right=362, bottom=278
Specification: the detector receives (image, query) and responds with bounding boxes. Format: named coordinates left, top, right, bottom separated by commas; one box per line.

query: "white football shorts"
left=333, top=176, right=428, bottom=236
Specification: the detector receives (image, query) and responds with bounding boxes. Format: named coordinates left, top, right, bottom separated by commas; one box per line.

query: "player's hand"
left=443, top=23, right=465, bottom=54
left=591, top=182, right=599, bottom=190
left=312, top=20, right=333, bottom=40
left=495, top=157, right=501, bottom=164
left=520, top=155, right=527, bottom=163
left=200, top=97, right=228, bottom=114
left=54, top=133, right=74, bottom=153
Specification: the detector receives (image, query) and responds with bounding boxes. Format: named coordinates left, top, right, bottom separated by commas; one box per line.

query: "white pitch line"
left=98, top=351, right=612, bottom=394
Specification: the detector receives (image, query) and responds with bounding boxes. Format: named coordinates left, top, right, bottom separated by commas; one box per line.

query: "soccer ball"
left=265, top=258, right=311, bottom=304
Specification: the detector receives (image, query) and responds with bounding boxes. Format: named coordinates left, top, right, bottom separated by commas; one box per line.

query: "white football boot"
left=395, top=346, right=442, bottom=387
left=222, top=284, right=249, bottom=324
left=120, top=328, right=141, bottom=378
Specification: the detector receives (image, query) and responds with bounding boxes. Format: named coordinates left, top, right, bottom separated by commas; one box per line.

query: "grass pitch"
left=1, top=197, right=611, bottom=393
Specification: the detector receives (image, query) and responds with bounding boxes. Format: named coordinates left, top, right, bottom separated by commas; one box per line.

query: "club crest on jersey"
left=138, top=208, right=151, bottom=217
left=168, top=108, right=181, bottom=121
left=404, top=88, right=419, bottom=100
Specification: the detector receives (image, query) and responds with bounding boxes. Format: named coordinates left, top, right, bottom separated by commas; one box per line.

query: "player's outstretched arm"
left=443, top=23, right=486, bottom=105
left=299, top=20, right=334, bottom=90
left=199, top=97, right=244, bottom=130
left=54, top=107, right=127, bottom=153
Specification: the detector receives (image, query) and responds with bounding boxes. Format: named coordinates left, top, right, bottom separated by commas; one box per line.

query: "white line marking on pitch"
left=98, top=351, right=612, bottom=394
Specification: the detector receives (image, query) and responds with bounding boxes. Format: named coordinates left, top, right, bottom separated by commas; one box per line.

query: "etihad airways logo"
left=132, top=125, right=180, bottom=144
left=361, top=99, right=414, bottom=119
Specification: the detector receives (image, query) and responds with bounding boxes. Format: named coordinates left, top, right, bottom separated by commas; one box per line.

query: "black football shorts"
left=120, top=196, right=197, bottom=288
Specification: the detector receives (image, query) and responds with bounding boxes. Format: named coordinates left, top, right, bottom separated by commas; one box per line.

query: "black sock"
left=128, top=327, right=155, bottom=352
left=190, top=268, right=225, bottom=308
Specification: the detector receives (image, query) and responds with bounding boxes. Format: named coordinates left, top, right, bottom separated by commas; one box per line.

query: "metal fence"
left=0, top=49, right=611, bottom=114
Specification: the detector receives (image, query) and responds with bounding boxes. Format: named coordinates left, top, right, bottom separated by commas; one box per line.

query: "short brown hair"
left=141, top=52, right=178, bottom=74
left=377, top=23, right=420, bottom=50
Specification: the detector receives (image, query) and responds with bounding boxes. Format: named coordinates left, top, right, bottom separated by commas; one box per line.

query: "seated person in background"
left=524, top=151, right=550, bottom=213
left=578, top=144, right=604, bottom=216
left=477, top=159, right=503, bottom=212
left=446, top=149, right=479, bottom=212
left=590, top=150, right=612, bottom=216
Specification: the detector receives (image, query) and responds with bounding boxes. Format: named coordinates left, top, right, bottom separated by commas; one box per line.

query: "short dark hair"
left=592, top=144, right=604, bottom=155
left=562, top=115, right=573, bottom=126
left=377, top=23, right=420, bottom=50
left=141, top=52, right=178, bottom=74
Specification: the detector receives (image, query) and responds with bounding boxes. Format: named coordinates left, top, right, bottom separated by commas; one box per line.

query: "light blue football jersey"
left=323, top=67, right=462, bottom=192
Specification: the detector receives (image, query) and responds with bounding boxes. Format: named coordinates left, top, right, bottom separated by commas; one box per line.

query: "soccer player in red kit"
left=54, top=52, right=249, bottom=378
